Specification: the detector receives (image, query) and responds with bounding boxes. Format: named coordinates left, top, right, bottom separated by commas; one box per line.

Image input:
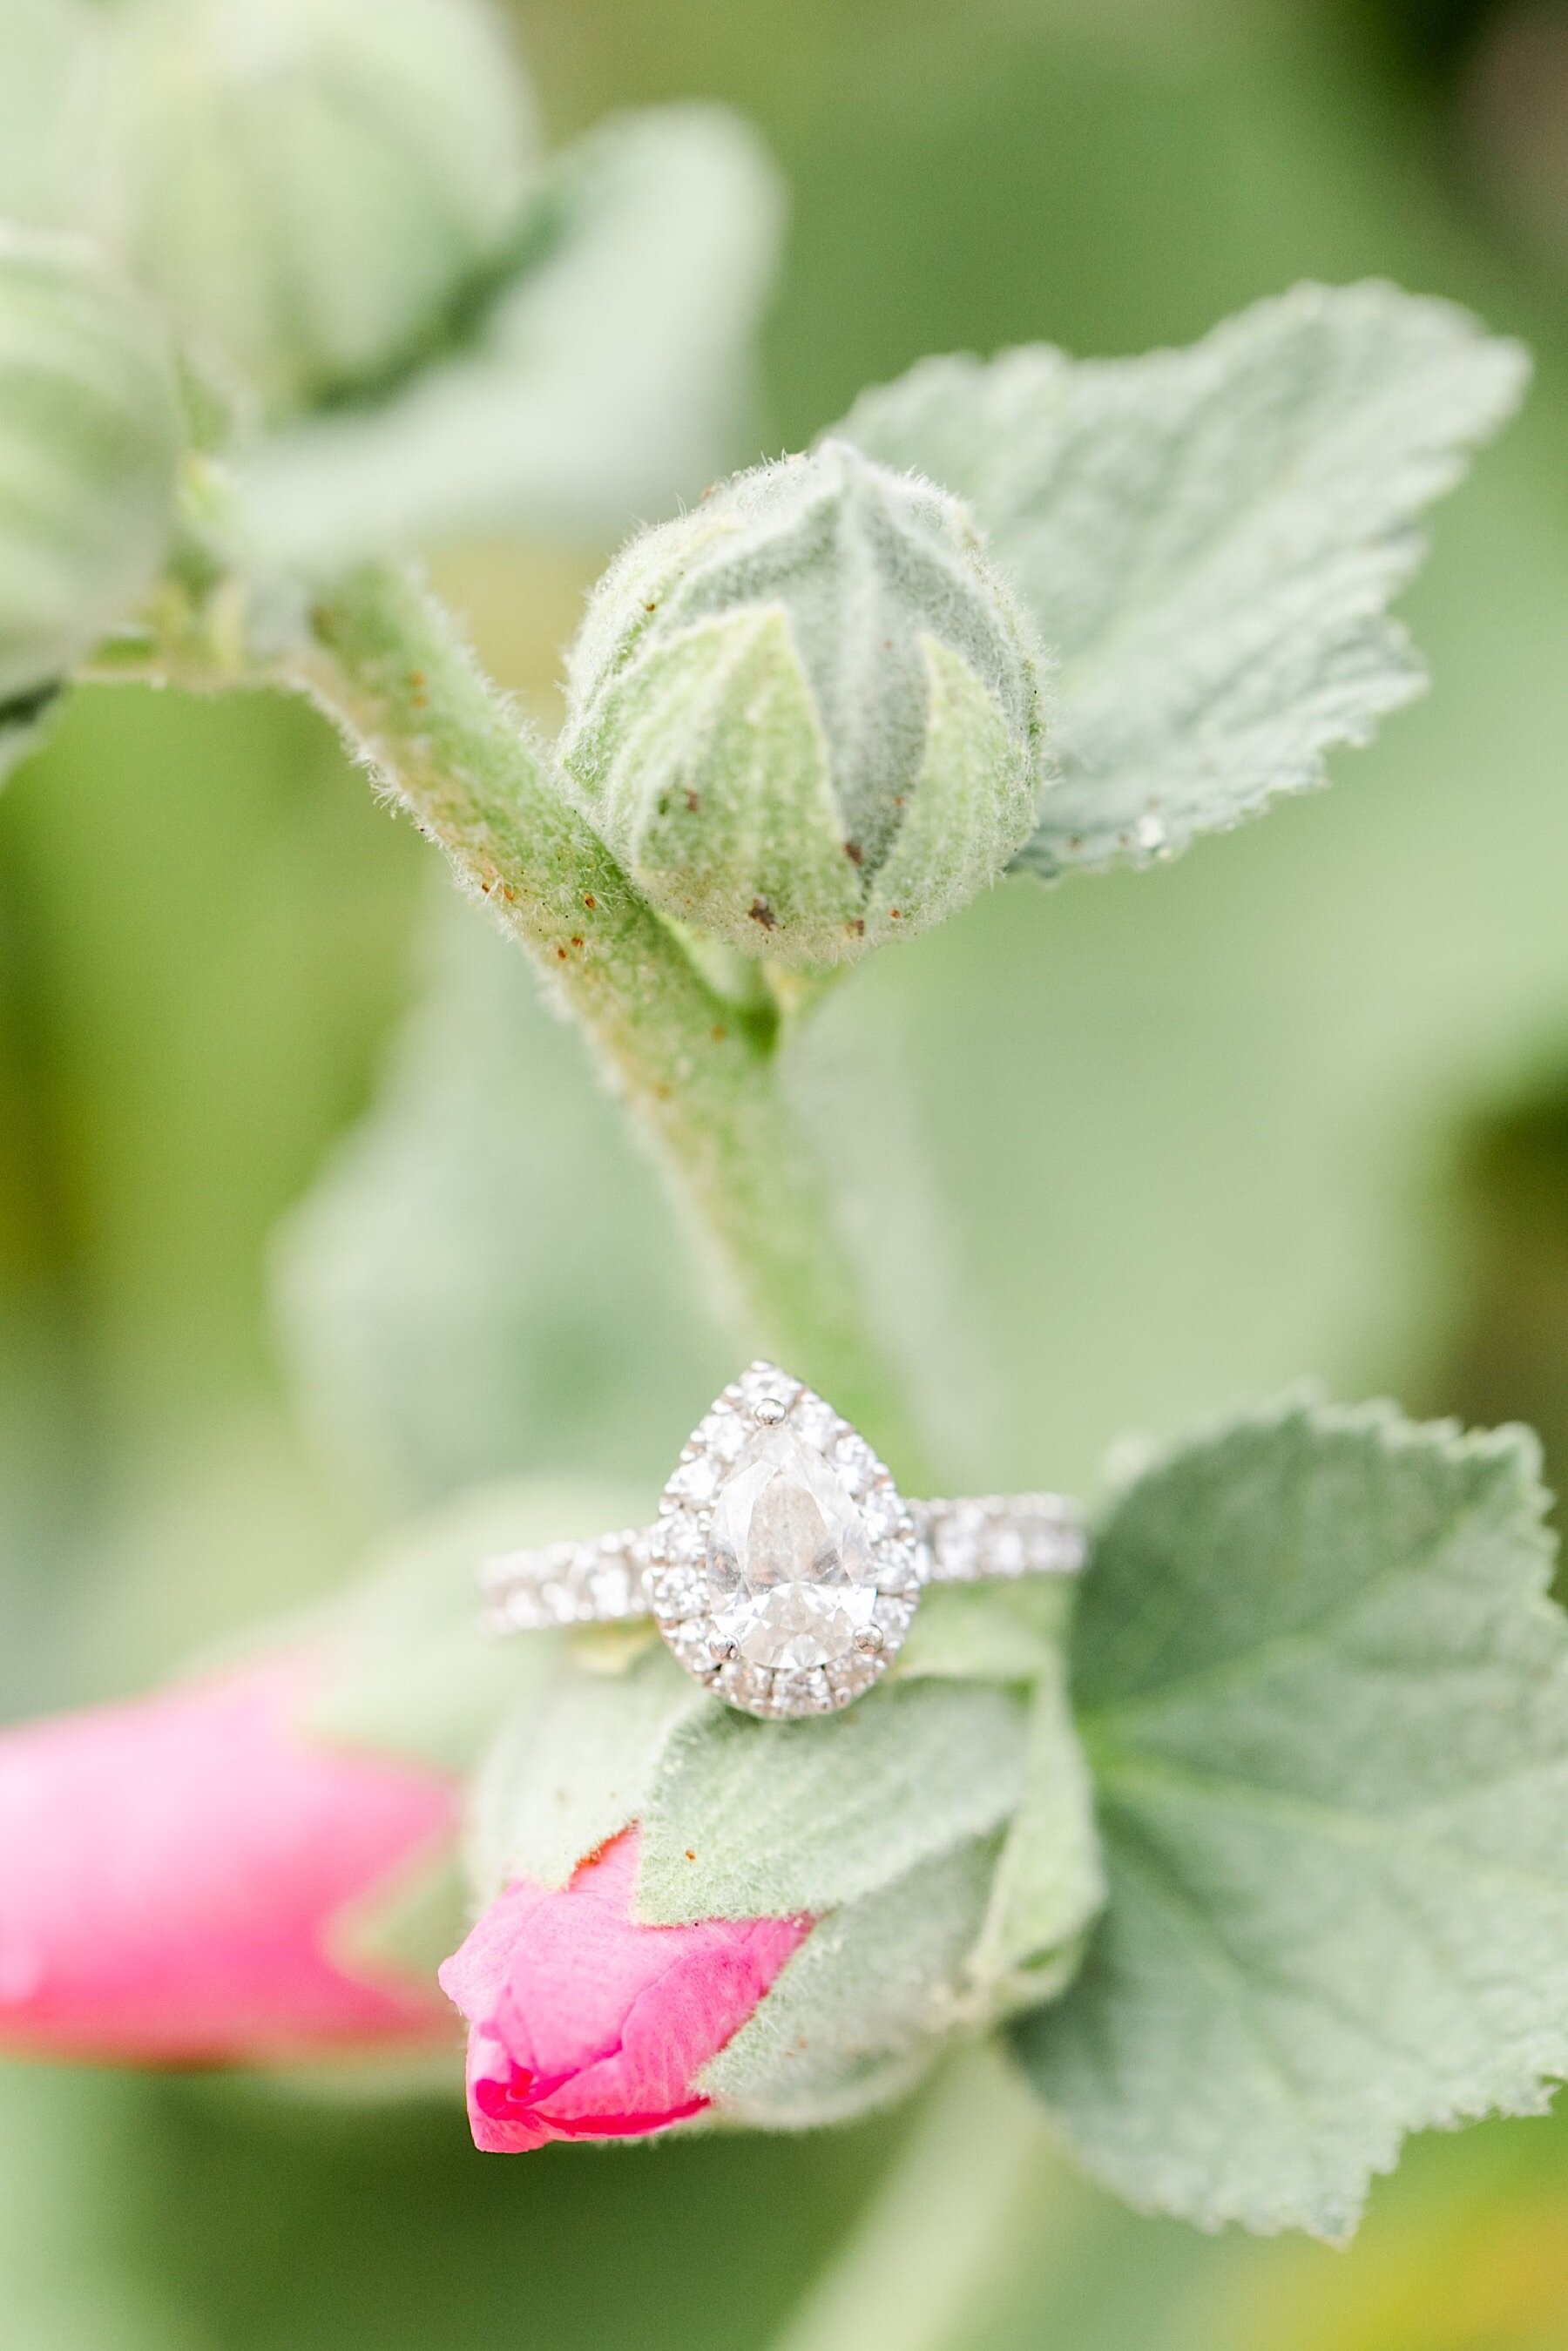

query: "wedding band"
left=479, top=1362, right=1085, bottom=1720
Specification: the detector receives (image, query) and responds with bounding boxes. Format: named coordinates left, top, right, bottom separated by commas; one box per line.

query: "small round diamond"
left=649, top=1564, right=707, bottom=1618
left=667, top=1452, right=722, bottom=1505
left=792, top=1396, right=839, bottom=1451
left=872, top=1592, right=916, bottom=1643
left=664, top=1619, right=720, bottom=1674
left=589, top=1561, right=633, bottom=1616
left=656, top=1512, right=707, bottom=1566
left=716, top=1658, right=774, bottom=1712
left=827, top=1650, right=882, bottom=1703
left=774, top=1666, right=834, bottom=1715
left=875, top=1547, right=922, bottom=1598
left=703, top=1410, right=750, bottom=1463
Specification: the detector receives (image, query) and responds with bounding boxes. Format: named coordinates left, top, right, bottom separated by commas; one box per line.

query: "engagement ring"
left=479, top=1362, right=1086, bottom=1720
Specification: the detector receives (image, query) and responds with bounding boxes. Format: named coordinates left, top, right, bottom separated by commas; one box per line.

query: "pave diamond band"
left=479, top=1362, right=1087, bottom=1721
left=479, top=1496, right=1085, bottom=1633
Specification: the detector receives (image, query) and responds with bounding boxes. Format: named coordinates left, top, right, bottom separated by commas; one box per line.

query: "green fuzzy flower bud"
left=96, top=0, right=540, bottom=415
left=0, top=228, right=182, bottom=705
left=558, top=439, right=1049, bottom=970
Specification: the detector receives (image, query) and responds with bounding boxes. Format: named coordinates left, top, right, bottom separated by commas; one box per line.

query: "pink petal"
left=0, top=1653, right=456, bottom=2064
left=440, top=1830, right=812, bottom=2152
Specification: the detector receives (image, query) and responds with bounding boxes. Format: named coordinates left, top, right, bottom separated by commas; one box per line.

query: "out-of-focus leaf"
left=1014, top=1397, right=1568, bottom=2241
left=894, top=1575, right=1073, bottom=1681
left=839, top=283, right=1526, bottom=874
left=0, top=685, right=62, bottom=789
left=240, top=105, right=784, bottom=568
left=273, top=892, right=730, bottom=1515
left=297, top=1476, right=647, bottom=1773
left=0, top=0, right=97, bottom=233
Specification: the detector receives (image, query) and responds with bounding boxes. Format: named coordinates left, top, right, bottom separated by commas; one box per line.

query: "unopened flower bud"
left=96, top=0, right=540, bottom=415
left=0, top=227, right=181, bottom=705
left=440, top=1831, right=811, bottom=2150
left=559, top=439, right=1048, bottom=969
left=0, top=1655, right=454, bottom=2062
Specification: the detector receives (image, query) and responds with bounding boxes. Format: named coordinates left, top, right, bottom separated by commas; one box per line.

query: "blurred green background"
left=8, top=0, right=1568, bottom=2342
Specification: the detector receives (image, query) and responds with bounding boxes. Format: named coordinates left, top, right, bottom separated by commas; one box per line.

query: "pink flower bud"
left=0, top=1654, right=456, bottom=2063
left=438, top=1830, right=812, bottom=2151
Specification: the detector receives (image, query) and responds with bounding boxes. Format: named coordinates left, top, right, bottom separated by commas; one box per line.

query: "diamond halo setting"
left=647, top=1362, right=920, bottom=1719
left=478, top=1365, right=1087, bottom=1721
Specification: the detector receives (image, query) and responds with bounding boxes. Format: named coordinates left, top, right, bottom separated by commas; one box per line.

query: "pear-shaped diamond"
left=706, top=1425, right=879, bottom=1671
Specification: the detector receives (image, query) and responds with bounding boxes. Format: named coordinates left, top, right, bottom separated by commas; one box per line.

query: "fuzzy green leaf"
left=701, top=1839, right=1000, bottom=2128
left=970, top=1652, right=1105, bottom=1983
left=469, top=1642, right=707, bottom=1900
left=838, top=282, right=1527, bottom=875
left=241, top=104, right=782, bottom=568
left=636, top=1679, right=1027, bottom=1925
left=1012, top=1397, right=1568, bottom=2241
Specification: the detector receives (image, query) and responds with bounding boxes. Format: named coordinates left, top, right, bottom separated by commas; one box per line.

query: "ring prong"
left=754, top=1395, right=788, bottom=1426
left=855, top=1625, right=885, bottom=1655
left=710, top=1637, right=740, bottom=1664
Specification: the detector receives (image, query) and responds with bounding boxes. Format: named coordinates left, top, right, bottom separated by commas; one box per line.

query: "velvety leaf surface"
left=469, top=1642, right=706, bottom=1899
left=1013, top=1398, right=1568, bottom=2240
left=839, top=283, right=1526, bottom=874
left=637, top=1680, right=1027, bottom=1925
left=970, top=1652, right=1105, bottom=1983
left=702, top=1839, right=1000, bottom=2126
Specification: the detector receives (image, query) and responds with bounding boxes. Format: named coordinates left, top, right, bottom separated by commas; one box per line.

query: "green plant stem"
left=286, top=563, right=927, bottom=1470
left=765, top=2050, right=1055, bottom=2351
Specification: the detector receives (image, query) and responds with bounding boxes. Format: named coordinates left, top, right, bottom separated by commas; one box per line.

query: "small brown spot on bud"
left=711, top=1024, right=728, bottom=1043
left=848, top=917, right=865, bottom=936
left=583, top=894, right=597, bottom=910
left=684, top=1849, right=697, bottom=1862
left=684, top=787, right=700, bottom=814
left=570, top=935, right=585, bottom=949
left=556, top=945, right=568, bottom=960
left=843, top=841, right=864, bottom=867
left=889, top=908, right=902, bottom=920
left=749, top=898, right=778, bottom=931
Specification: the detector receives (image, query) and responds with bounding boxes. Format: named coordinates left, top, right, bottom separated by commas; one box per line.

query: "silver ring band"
left=480, top=1494, right=1085, bottom=1634
left=477, top=1363, right=1085, bottom=1720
